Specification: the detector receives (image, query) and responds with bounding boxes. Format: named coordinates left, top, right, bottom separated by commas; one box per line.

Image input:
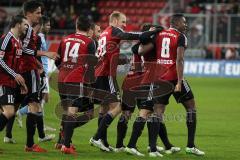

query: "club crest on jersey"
left=0, top=50, right=5, bottom=58
left=16, top=49, right=22, bottom=57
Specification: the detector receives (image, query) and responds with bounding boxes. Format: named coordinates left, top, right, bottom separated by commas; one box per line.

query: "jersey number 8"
left=96, top=36, right=107, bottom=58
left=161, top=37, right=170, bottom=58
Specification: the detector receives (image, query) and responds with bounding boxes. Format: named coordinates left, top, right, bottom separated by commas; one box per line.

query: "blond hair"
left=109, top=11, right=125, bottom=22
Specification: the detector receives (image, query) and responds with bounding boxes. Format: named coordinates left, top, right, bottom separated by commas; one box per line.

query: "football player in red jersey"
left=54, top=23, right=100, bottom=151
left=139, top=14, right=205, bottom=156
left=90, top=11, right=140, bottom=152
left=21, top=0, right=58, bottom=152
left=0, top=15, right=28, bottom=145
left=55, top=16, right=96, bottom=155
left=123, top=24, right=181, bottom=157
left=115, top=24, right=156, bottom=154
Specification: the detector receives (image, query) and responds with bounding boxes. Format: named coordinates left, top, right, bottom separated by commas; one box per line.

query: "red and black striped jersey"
left=95, top=26, right=140, bottom=77
left=0, top=31, right=22, bottom=87
left=56, top=33, right=96, bottom=83
left=155, top=28, right=187, bottom=81
left=20, top=24, right=39, bottom=73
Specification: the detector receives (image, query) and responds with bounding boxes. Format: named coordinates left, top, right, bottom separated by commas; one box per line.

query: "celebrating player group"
left=0, top=0, right=205, bottom=157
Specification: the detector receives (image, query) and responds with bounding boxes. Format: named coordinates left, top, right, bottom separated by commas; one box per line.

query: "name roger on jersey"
left=157, top=59, right=173, bottom=64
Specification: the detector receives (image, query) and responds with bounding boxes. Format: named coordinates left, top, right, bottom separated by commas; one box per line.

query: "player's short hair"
left=9, top=14, right=26, bottom=28
left=141, top=23, right=152, bottom=32
left=170, top=13, right=185, bottom=25
left=90, top=23, right=96, bottom=30
left=76, top=16, right=93, bottom=32
left=109, top=11, right=125, bottom=22
left=23, top=0, right=43, bottom=15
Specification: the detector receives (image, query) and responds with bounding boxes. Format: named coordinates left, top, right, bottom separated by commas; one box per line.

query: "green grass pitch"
left=0, top=77, right=240, bottom=160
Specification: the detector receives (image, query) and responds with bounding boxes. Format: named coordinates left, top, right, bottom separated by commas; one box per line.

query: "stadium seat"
left=136, top=9, right=144, bottom=15
left=101, top=15, right=108, bottom=21
left=127, top=9, right=136, bottom=15
left=98, top=1, right=104, bottom=7
left=145, top=16, right=153, bottom=23
left=145, top=9, right=153, bottom=15
left=119, top=1, right=127, bottom=8
left=135, top=2, right=141, bottom=8
left=99, top=8, right=105, bottom=14
left=142, top=2, right=149, bottom=8
left=127, top=1, right=134, bottom=8
left=96, top=0, right=166, bottom=32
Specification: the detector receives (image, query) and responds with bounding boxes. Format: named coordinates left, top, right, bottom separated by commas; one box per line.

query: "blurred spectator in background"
left=225, top=47, right=239, bottom=60
left=204, top=46, right=213, bottom=59
left=217, top=16, right=228, bottom=42
left=221, top=47, right=227, bottom=59
left=190, top=2, right=201, bottom=14
left=0, top=8, right=8, bottom=29
left=189, top=26, right=203, bottom=48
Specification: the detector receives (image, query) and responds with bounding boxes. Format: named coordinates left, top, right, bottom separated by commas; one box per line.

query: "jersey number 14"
left=63, top=42, right=80, bottom=62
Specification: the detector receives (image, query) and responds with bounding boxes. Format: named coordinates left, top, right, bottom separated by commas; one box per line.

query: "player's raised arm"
left=138, top=27, right=163, bottom=55
left=112, top=27, right=140, bottom=40
left=37, top=50, right=59, bottom=60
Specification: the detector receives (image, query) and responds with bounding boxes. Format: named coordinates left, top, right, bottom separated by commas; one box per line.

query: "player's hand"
left=36, top=60, right=43, bottom=70
left=47, top=52, right=59, bottom=60
left=20, top=83, right=28, bottom=94
left=174, top=81, right=182, bottom=92
left=15, top=74, right=26, bottom=86
left=38, top=68, right=44, bottom=74
left=149, top=27, right=155, bottom=31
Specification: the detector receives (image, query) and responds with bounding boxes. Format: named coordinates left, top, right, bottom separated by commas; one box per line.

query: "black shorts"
left=21, top=70, right=40, bottom=105
left=94, top=76, right=120, bottom=105
left=58, top=82, right=94, bottom=111
left=121, top=85, right=154, bottom=112
left=154, top=79, right=194, bottom=105
left=0, top=86, right=22, bottom=106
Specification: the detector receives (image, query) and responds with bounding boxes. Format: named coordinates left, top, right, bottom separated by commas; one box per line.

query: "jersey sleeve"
left=0, top=36, right=17, bottom=78
left=112, top=27, right=140, bottom=40
left=87, top=40, right=96, bottom=55
left=178, top=33, right=188, bottom=48
left=22, top=25, right=36, bottom=56
left=55, top=41, right=63, bottom=68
